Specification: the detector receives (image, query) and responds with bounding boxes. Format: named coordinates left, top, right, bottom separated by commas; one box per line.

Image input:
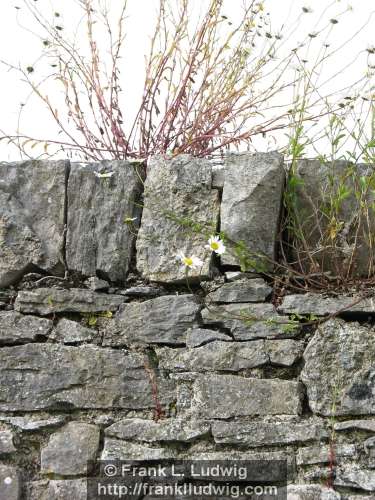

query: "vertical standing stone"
left=136, top=155, right=220, bottom=282
left=0, top=160, right=69, bottom=287
left=220, top=152, right=284, bottom=269
left=66, top=161, right=144, bottom=282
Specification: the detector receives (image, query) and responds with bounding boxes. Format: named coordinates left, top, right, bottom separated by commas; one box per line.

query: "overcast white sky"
left=0, top=0, right=373, bottom=160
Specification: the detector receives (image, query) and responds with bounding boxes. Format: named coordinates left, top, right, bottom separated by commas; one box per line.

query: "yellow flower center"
left=211, top=242, right=219, bottom=250
left=183, top=257, right=193, bottom=266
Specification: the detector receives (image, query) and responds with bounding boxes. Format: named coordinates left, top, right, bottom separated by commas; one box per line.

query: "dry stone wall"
left=0, top=154, right=374, bottom=499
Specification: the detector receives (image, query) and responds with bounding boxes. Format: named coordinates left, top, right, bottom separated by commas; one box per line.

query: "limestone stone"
left=136, top=155, right=219, bottom=282
left=101, top=439, right=177, bottom=460
left=206, top=278, right=272, bottom=303
left=42, top=480, right=87, bottom=500
left=14, top=287, right=125, bottom=315
left=0, top=416, right=66, bottom=432
left=334, top=419, right=375, bottom=433
left=50, top=318, right=96, bottom=344
left=157, top=339, right=303, bottom=372
left=287, top=485, right=341, bottom=500
left=279, top=293, right=375, bottom=315
left=66, top=160, right=144, bottom=281
left=0, top=464, right=21, bottom=500
left=0, top=311, right=52, bottom=345
left=103, top=294, right=200, bottom=346
left=335, top=465, right=375, bottom=491
left=185, top=328, right=231, bottom=348
left=0, top=344, right=175, bottom=411
left=84, top=276, right=109, bottom=291
left=220, top=152, right=284, bottom=268
left=0, top=160, right=68, bottom=287
left=0, top=430, right=16, bottom=454
left=296, top=444, right=357, bottom=465
left=41, top=422, right=100, bottom=476
left=301, top=319, right=375, bottom=416
left=122, top=286, right=163, bottom=297
left=105, top=417, right=209, bottom=442
left=293, top=159, right=375, bottom=277
left=193, top=374, right=302, bottom=418
left=212, top=419, right=327, bottom=446
left=201, top=303, right=299, bottom=340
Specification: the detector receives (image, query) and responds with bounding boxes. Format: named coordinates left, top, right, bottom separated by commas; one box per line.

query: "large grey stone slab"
left=301, top=319, right=375, bottom=416
left=136, top=155, right=219, bottom=282
left=206, top=278, right=272, bottom=303
left=101, top=439, right=177, bottom=461
left=0, top=430, right=16, bottom=455
left=293, top=159, right=375, bottom=277
left=50, top=318, right=96, bottom=344
left=193, top=374, right=302, bottom=418
left=201, top=303, right=299, bottom=339
left=279, top=293, right=375, bottom=315
left=0, top=311, right=52, bottom=345
left=105, top=417, right=209, bottom=442
left=220, top=152, right=284, bottom=269
left=0, top=344, right=175, bottom=411
left=157, top=339, right=303, bottom=372
left=66, top=161, right=144, bottom=282
left=14, top=287, right=125, bottom=315
left=185, top=328, right=231, bottom=347
left=103, top=294, right=200, bottom=346
left=0, top=160, right=68, bottom=287
left=296, top=444, right=357, bottom=465
left=334, top=419, right=375, bottom=432
left=0, top=416, right=66, bottom=432
left=41, top=422, right=100, bottom=476
left=287, top=485, right=340, bottom=500
left=0, top=464, right=21, bottom=500
left=212, top=418, right=327, bottom=446
left=27, top=479, right=87, bottom=500
left=335, top=465, right=375, bottom=491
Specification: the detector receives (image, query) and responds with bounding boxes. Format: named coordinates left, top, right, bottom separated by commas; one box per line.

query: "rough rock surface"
left=287, top=484, right=341, bottom=500
left=27, top=479, right=87, bottom=500
left=50, top=318, right=96, bottom=344
left=0, top=416, right=66, bottom=432
left=206, top=278, right=272, bottom=303
left=212, top=419, right=327, bottom=446
left=193, top=374, right=302, bottom=418
left=335, top=465, right=375, bottom=491
left=0, top=160, right=68, bottom=287
left=296, top=444, right=357, bottom=465
left=185, top=327, right=231, bottom=347
left=101, top=439, right=177, bottom=461
left=279, top=292, right=375, bottom=315
left=301, top=319, right=375, bottom=416
left=293, top=159, right=375, bottom=277
left=41, top=422, right=100, bottom=476
left=334, top=419, right=375, bottom=432
left=14, top=288, right=125, bottom=314
left=0, top=344, right=175, bottom=411
left=157, top=339, right=304, bottom=372
left=66, top=160, right=144, bottom=281
left=0, top=464, right=21, bottom=500
left=0, top=430, right=16, bottom=455
left=201, top=302, right=299, bottom=339
left=0, top=311, right=52, bottom=345
left=220, top=152, right=284, bottom=268
left=136, top=155, right=219, bottom=282
left=105, top=417, right=209, bottom=442
left=103, top=294, right=200, bottom=346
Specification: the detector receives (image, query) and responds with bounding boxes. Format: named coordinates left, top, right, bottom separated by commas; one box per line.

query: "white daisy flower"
left=177, top=252, right=203, bottom=269
left=205, top=235, right=226, bottom=255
